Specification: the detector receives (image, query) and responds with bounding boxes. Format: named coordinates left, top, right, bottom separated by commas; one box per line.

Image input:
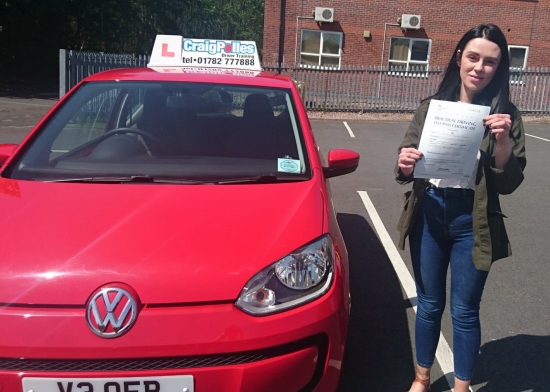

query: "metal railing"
left=263, top=63, right=444, bottom=112
left=60, top=50, right=550, bottom=114
left=509, top=68, right=550, bottom=114
left=59, top=50, right=150, bottom=98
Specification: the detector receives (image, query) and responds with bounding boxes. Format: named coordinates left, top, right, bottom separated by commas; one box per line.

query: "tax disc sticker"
left=278, top=158, right=301, bottom=173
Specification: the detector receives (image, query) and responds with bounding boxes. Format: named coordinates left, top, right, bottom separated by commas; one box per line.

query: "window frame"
left=508, top=45, right=529, bottom=85
left=387, top=37, right=432, bottom=77
left=299, top=29, right=343, bottom=70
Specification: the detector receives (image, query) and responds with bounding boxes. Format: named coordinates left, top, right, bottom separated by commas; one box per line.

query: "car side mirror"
left=323, top=149, right=360, bottom=179
left=0, top=144, right=18, bottom=165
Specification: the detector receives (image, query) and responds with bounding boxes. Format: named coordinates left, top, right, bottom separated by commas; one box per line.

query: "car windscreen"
left=7, top=81, right=311, bottom=183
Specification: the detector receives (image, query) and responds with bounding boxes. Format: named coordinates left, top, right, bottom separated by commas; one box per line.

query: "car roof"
left=83, top=67, right=297, bottom=89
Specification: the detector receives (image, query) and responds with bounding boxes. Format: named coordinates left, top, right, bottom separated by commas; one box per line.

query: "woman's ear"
left=456, top=50, right=462, bottom=67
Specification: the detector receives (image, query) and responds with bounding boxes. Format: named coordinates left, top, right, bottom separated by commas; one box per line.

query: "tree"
left=0, top=0, right=265, bottom=78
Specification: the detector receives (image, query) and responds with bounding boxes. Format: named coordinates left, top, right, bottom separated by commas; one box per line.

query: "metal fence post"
left=59, top=49, right=69, bottom=99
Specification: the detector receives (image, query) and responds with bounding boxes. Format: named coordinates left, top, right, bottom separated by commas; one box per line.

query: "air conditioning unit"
left=401, top=14, right=421, bottom=30
left=314, top=7, right=334, bottom=23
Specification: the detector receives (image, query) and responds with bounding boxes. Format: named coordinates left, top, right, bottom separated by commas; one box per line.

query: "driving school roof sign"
left=147, top=35, right=262, bottom=72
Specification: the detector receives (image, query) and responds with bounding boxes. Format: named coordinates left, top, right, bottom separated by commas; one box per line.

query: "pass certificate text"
left=414, top=100, right=491, bottom=179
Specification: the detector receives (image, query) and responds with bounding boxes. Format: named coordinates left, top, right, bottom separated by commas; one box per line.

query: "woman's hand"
left=484, top=113, right=513, bottom=169
left=398, top=147, right=423, bottom=177
left=484, top=113, right=512, bottom=143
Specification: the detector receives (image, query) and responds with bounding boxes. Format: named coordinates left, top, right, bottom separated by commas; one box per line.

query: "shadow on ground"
left=336, top=212, right=416, bottom=391
left=472, top=334, right=550, bottom=391
left=428, top=334, right=550, bottom=392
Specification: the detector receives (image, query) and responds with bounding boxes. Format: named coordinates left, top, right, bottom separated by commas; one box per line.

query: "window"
left=388, top=37, right=431, bottom=75
left=12, top=82, right=310, bottom=182
left=300, top=30, right=343, bottom=69
left=509, top=45, right=529, bottom=84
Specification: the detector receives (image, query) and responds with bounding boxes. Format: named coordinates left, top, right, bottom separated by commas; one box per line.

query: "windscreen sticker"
left=278, top=158, right=301, bottom=173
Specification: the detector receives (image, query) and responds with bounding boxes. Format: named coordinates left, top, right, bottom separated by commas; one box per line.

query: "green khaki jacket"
left=395, top=99, right=527, bottom=271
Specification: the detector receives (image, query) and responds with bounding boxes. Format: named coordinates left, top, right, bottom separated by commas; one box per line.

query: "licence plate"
left=22, top=375, right=194, bottom=392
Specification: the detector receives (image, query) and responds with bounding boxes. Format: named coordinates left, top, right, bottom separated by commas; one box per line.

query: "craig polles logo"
left=86, top=285, right=139, bottom=339
left=183, top=39, right=256, bottom=55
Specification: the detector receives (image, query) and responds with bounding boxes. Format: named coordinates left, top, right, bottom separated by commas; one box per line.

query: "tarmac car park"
left=0, top=36, right=359, bottom=392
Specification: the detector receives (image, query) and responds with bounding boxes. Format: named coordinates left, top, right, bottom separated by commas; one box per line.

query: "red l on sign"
left=161, top=43, right=175, bottom=57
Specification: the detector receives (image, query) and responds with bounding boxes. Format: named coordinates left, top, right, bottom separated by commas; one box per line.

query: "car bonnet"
left=0, top=178, right=325, bottom=306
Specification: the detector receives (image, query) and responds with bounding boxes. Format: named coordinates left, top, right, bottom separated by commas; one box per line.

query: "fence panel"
left=61, top=51, right=150, bottom=97
left=61, top=51, right=550, bottom=114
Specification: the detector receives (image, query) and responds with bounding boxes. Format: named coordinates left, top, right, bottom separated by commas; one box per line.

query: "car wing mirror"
left=323, top=149, right=360, bottom=179
left=0, top=144, right=18, bottom=165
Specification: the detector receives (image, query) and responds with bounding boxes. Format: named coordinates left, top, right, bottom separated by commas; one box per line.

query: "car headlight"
left=235, top=235, right=334, bottom=316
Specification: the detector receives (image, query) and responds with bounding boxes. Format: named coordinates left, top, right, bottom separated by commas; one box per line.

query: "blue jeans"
left=409, top=186, right=489, bottom=382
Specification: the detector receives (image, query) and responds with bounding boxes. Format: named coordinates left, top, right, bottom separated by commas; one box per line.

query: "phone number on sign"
left=183, top=57, right=255, bottom=66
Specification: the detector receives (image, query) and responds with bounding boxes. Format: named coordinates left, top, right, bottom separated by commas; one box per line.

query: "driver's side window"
left=49, top=88, right=121, bottom=160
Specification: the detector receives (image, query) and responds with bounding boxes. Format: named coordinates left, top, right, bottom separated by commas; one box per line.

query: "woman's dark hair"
left=431, top=24, right=510, bottom=113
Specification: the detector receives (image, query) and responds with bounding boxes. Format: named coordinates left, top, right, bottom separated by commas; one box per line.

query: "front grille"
left=0, top=353, right=269, bottom=372
left=0, top=335, right=327, bottom=374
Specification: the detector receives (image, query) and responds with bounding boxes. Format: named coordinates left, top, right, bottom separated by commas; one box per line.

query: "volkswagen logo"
left=86, top=286, right=138, bottom=338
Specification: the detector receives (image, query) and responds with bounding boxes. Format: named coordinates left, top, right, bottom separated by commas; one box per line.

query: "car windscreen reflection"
left=9, top=82, right=311, bottom=183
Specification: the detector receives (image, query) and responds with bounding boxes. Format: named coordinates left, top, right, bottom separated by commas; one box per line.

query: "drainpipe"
left=278, top=0, right=287, bottom=73
left=378, top=22, right=400, bottom=97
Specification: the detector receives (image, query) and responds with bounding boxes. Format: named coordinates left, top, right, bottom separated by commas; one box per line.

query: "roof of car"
left=83, top=67, right=297, bottom=89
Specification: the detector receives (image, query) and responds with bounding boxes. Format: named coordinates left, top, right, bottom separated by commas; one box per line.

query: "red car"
left=0, top=37, right=359, bottom=392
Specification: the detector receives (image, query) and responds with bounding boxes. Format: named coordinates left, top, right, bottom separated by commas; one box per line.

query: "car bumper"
left=3, top=338, right=325, bottom=391
left=0, top=273, right=348, bottom=392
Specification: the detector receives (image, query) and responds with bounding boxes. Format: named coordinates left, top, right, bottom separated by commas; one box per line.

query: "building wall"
left=263, top=0, right=549, bottom=67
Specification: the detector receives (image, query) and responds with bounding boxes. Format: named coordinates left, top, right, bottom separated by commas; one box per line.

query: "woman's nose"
left=474, top=61, right=484, bottom=72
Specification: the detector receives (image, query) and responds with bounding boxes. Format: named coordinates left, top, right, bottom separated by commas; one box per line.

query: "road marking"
left=357, top=190, right=471, bottom=392
left=0, top=100, right=54, bottom=107
left=526, top=133, right=550, bottom=142
left=343, top=121, right=355, bottom=138
left=0, top=125, right=33, bottom=129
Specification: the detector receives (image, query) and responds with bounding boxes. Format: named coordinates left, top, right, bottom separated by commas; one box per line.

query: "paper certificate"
left=414, top=100, right=491, bottom=179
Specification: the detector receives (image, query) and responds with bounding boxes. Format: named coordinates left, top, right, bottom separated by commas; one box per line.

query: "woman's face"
left=457, top=37, right=501, bottom=102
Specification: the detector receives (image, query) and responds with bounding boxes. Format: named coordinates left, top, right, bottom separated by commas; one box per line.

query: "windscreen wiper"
left=216, top=174, right=309, bottom=184
left=42, top=176, right=205, bottom=184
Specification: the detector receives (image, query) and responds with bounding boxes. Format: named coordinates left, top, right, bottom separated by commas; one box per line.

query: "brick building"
left=263, top=0, right=549, bottom=70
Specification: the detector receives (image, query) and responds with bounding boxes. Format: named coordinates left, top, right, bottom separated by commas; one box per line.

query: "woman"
left=395, top=24, right=527, bottom=392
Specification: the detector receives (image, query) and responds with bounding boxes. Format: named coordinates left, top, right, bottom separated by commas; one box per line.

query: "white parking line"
left=357, top=190, right=470, bottom=392
left=343, top=121, right=355, bottom=138
left=0, top=100, right=54, bottom=107
left=0, top=125, right=34, bottom=129
left=526, top=133, right=550, bottom=142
